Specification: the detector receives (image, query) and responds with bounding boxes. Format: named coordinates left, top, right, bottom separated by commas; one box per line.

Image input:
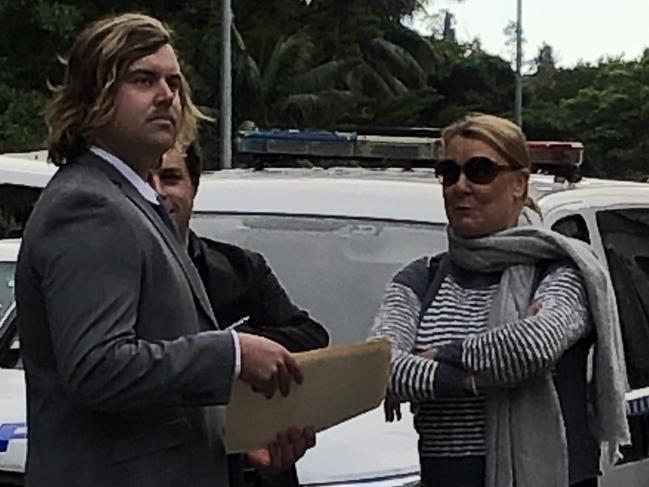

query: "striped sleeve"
left=461, top=265, right=591, bottom=384
left=371, top=282, right=466, bottom=400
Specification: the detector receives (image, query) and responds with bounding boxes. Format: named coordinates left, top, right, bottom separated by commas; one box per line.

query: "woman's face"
left=442, top=135, right=528, bottom=238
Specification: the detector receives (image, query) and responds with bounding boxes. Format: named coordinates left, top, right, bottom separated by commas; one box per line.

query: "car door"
left=549, top=206, right=649, bottom=486
left=0, top=303, right=19, bottom=369
left=0, top=303, right=27, bottom=485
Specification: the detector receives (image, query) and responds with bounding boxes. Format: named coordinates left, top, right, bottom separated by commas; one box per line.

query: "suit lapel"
left=79, top=152, right=219, bottom=329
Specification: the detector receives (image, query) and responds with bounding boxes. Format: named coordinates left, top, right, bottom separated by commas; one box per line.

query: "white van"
left=1, top=163, right=648, bottom=485
left=0, top=154, right=55, bottom=239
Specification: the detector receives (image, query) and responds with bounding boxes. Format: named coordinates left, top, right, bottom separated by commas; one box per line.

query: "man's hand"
left=238, top=333, right=303, bottom=399
left=246, top=427, right=316, bottom=475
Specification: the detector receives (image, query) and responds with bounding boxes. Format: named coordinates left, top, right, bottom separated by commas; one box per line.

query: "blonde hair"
left=46, top=13, right=205, bottom=165
left=441, top=113, right=539, bottom=212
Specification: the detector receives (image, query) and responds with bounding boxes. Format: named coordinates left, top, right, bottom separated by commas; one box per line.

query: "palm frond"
left=234, top=52, right=263, bottom=94
left=232, top=22, right=247, bottom=53
left=273, top=89, right=358, bottom=127
left=262, top=32, right=315, bottom=95
left=387, top=26, right=438, bottom=76
left=233, top=52, right=267, bottom=124
left=346, top=62, right=394, bottom=99
left=290, top=59, right=357, bottom=94
left=365, top=37, right=427, bottom=88
left=372, top=62, right=409, bottom=95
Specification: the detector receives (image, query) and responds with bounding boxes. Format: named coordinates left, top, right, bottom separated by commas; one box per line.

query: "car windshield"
left=191, top=213, right=447, bottom=344
left=0, top=261, right=16, bottom=320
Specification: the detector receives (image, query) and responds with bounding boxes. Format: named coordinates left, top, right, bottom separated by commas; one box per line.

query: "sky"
left=410, top=0, right=649, bottom=68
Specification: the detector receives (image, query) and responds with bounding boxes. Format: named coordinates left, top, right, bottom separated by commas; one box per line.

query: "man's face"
left=150, top=149, right=195, bottom=242
left=94, top=44, right=183, bottom=171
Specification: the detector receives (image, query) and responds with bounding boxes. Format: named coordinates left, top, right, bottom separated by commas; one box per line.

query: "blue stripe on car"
left=0, top=423, right=27, bottom=453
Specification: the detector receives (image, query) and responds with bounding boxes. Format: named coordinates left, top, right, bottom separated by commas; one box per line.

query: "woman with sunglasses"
left=371, top=114, right=629, bottom=487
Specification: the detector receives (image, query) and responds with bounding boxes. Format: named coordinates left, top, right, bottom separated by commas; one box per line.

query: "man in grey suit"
left=15, top=13, right=311, bottom=487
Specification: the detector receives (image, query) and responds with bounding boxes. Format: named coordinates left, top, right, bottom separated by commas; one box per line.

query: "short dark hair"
left=184, top=143, right=202, bottom=191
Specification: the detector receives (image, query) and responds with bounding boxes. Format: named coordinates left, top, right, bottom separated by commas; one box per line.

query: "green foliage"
left=525, top=50, right=649, bottom=178
left=35, top=1, right=84, bottom=36
left=0, top=0, right=647, bottom=177
left=0, top=85, right=47, bottom=152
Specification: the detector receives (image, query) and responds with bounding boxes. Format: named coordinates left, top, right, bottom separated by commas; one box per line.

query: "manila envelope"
left=223, top=339, right=391, bottom=453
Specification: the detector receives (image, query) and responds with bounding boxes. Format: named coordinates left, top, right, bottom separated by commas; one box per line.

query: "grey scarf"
left=447, top=208, right=630, bottom=487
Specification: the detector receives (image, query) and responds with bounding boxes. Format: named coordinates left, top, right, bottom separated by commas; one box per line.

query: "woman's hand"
left=527, top=300, right=543, bottom=317
left=384, top=393, right=402, bottom=422
left=418, top=346, right=438, bottom=360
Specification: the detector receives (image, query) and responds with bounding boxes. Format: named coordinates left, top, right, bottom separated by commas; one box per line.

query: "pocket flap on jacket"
left=112, top=417, right=191, bottom=463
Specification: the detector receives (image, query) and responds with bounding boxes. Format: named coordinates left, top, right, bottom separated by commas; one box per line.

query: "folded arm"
left=371, top=280, right=468, bottom=402
left=435, top=265, right=591, bottom=384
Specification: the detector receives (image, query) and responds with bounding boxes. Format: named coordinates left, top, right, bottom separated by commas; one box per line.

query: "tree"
left=3, top=0, right=648, bottom=179
left=533, top=43, right=557, bottom=79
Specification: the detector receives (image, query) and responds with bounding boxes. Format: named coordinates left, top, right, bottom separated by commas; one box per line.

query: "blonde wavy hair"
left=46, top=13, right=205, bottom=165
left=441, top=113, right=539, bottom=212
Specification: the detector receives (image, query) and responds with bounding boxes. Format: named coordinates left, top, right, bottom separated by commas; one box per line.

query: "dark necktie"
left=151, top=197, right=181, bottom=241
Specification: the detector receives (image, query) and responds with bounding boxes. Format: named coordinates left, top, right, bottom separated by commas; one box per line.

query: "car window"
left=551, top=214, right=591, bottom=243
left=0, top=262, right=16, bottom=320
left=595, top=208, right=649, bottom=390
left=0, top=305, right=20, bottom=369
left=191, top=213, right=447, bottom=344
left=0, top=184, right=41, bottom=238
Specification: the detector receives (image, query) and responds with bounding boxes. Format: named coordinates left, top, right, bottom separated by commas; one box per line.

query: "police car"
left=1, top=159, right=649, bottom=485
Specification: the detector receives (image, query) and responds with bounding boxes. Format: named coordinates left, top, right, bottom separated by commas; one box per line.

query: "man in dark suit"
left=15, top=13, right=310, bottom=487
left=151, top=145, right=330, bottom=486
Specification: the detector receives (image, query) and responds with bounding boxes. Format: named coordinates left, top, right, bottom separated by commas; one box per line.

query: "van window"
left=596, top=208, right=649, bottom=390
left=0, top=262, right=15, bottom=320
left=0, top=309, right=20, bottom=369
left=0, top=184, right=41, bottom=238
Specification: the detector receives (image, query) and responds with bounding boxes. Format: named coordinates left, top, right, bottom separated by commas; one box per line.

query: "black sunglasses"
left=435, top=156, right=514, bottom=186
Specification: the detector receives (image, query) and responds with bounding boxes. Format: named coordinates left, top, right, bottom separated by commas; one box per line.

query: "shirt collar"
left=89, top=146, right=160, bottom=205
left=187, top=230, right=203, bottom=260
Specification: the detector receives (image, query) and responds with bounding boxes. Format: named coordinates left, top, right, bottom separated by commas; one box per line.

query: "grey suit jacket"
left=15, top=151, right=236, bottom=487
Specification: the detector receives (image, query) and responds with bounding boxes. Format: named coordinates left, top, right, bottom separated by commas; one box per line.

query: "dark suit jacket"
left=188, top=233, right=329, bottom=353
left=188, top=233, right=330, bottom=487
left=15, top=152, right=236, bottom=487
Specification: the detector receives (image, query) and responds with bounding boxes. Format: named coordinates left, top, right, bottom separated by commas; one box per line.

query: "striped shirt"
left=372, top=258, right=590, bottom=459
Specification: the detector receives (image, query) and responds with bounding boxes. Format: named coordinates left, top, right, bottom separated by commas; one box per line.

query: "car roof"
left=194, top=168, right=448, bottom=223
left=538, top=184, right=649, bottom=213
left=2, top=159, right=647, bottom=223
left=530, top=173, right=647, bottom=199
left=0, top=154, right=56, bottom=188
left=194, top=167, right=649, bottom=222
left=0, top=239, right=20, bottom=262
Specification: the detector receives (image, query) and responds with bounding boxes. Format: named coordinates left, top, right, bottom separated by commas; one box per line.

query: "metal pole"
left=220, top=0, right=232, bottom=169
left=515, top=0, right=523, bottom=127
